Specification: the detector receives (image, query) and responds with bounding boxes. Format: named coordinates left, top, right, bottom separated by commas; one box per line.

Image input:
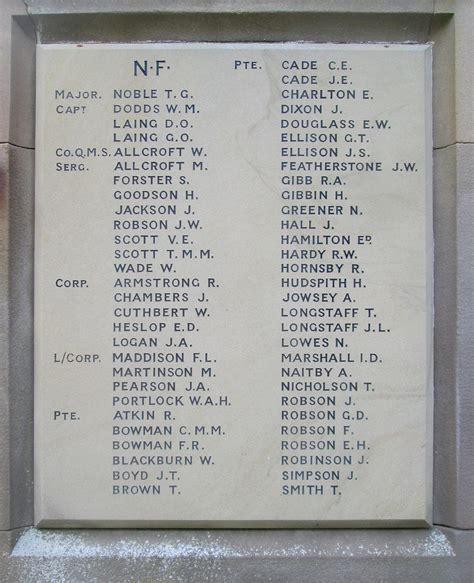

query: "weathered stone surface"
left=451, top=0, right=474, bottom=142
left=0, top=526, right=472, bottom=583
left=28, top=12, right=432, bottom=46
left=0, top=145, right=10, bottom=530
left=0, top=144, right=34, bottom=531
left=454, top=144, right=474, bottom=528
left=433, top=144, right=474, bottom=530
left=433, top=144, right=457, bottom=527
left=0, top=2, right=35, bottom=148
left=9, top=15, right=36, bottom=149
left=25, top=0, right=436, bottom=15
left=8, top=144, right=34, bottom=530
left=431, top=16, right=456, bottom=148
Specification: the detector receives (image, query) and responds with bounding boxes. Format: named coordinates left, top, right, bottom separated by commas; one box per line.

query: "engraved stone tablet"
left=35, top=43, right=433, bottom=527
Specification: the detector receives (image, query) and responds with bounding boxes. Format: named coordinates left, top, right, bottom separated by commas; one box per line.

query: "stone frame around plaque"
left=0, top=1, right=473, bottom=581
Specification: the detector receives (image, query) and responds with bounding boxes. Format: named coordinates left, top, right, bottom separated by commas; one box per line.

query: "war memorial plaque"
left=34, top=44, right=432, bottom=527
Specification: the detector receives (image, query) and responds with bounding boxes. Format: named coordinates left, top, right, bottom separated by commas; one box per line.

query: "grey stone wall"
left=0, top=1, right=472, bottom=580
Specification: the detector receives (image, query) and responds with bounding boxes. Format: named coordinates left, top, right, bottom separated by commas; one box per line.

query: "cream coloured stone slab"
left=34, top=43, right=432, bottom=528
